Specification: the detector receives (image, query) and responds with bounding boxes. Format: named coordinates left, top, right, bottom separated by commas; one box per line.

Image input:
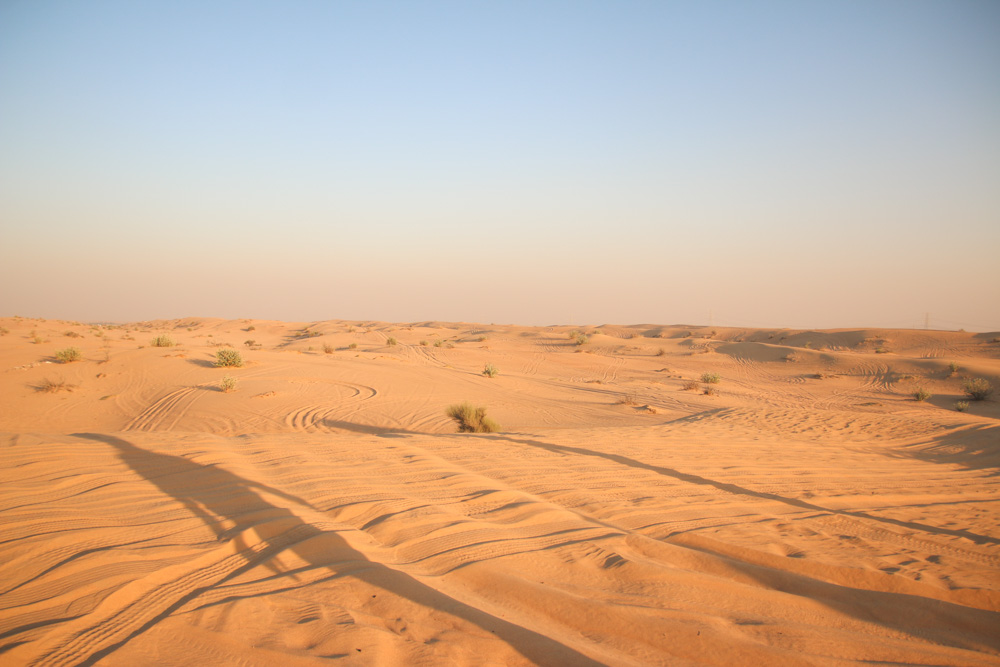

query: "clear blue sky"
left=2, top=1, right=998, bottom=329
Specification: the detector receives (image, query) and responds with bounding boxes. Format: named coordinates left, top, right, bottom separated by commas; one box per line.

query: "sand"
left=1, top=316, right=998, bottom=665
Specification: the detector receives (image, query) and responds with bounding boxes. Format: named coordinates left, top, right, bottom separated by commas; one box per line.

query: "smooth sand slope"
left=1, top=317, right=999, bottom=665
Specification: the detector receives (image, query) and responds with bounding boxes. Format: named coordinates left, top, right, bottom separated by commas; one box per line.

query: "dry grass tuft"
left=446, top=403, right=500, bottom=433
left=36, top=377, right=76, bottom=393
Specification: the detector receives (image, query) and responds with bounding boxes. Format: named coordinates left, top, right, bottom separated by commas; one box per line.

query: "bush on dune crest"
left=446, top=403, right=500, bottom=433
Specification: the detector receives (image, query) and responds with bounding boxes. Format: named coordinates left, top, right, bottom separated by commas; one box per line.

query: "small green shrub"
left=55, top=347, right=82, bottom=363
left=348, top=343, right=358, bottom=350
left=246, top=325, right=256, bottom=332
left=64, top=330, right=82, bottom=338
left=220, top=375, right=238, bottom=393
left=954, top=401, right=969, bottom=412
left=420, top=340, right=428, bottom=346
left=446, top=402, right=500, bottom=433
left=963, top=378, right=994, bottom=401
left=386, top=336, right=397, bottom=346
left=569, top=331, right=588, bottom=346
left=483, top=363, right=499, bottom=378
left=478, top=335, right=488, bottom=342
left=214, top=348, right=244, bottom=367
left=0, top=327, right=8, bottom=335
left=703, top=385, right=717, bottom=396
left=914, top=388, right=931, bottom=402
left=434, top=340, right=443, bottom=348
left=948, top=362, right=960, bottom=374
left=151, top=334, right=175, bottom=347
left=701, top=372, right=721, bottom=384
left=682, top=380, right=700, bottom=391
left=323, top=343, right=335, bottom=354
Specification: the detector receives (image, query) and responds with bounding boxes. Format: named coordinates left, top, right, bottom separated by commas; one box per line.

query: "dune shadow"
left=186, top=359, right=218, bottom=368
left=883, top=424, right=1000, bottom=475
left=66, top=433, right=597, bottom=666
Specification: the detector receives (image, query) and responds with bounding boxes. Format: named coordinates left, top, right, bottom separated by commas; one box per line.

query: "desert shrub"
left=571, top=332, right=589, bottom=346
left=617, top=394, right=637, bottom=406
left=703, top=385, right=717, bottom=396
left=948, top=362, right=960, bottom=374
left=446, top=402, right=500, bottom=433
left=483, top=363, right=499, bottom=378
left=875, top=347, right=889, bottom=354
left=64, top=330, right=82, bottom=338
left=682, top=380, right=700, bottom=391
left=246, top=325, right=256, bottom=332
left=323, top=343, right=335, bottom=354
left=954, top=401, right=970, bottom=412
left=420, top=340, right=428, bottom=346
left=478, top=335, right=488, bottom=342
left=348, top=343, right=358, bottom=350
left=914, top=388, right=931, bottom=402
left=36, top=377, right=75, bottom=393
left=151, top=334, right=175, bottom=347
left=657, top=348, right=665, bottom=356
left=214, top=348, right=244, bottom=367
left=433, top=340, right=443, bottom=347
left=386, top=336, right=397, bottom=346
left=244, top=339, right=256, bottom=348
left=220, top=375, right=238, bottom=393
left=701, top=372, right=721, bottom=384
left=0, top=327, right=8, bottom=335
left=55, top=347, right=82, bottom=363
left=963, top=378, right=994, bottom=401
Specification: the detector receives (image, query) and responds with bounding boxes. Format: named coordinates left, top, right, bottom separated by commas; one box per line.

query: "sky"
left=1, top=0, right=998, bottom=330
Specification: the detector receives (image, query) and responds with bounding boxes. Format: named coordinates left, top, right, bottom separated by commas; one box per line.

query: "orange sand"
left=1, top=317, right=998, bottom=665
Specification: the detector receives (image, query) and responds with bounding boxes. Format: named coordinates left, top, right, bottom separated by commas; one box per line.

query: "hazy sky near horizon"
left=2, top=1, right=998, bottom=330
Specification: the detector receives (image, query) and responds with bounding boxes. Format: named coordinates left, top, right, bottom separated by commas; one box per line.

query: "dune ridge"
left=1, top=316, right=998, bottom=665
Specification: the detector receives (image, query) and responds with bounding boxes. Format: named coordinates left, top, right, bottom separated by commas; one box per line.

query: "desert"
left=1, top=316, right=998, bottom=665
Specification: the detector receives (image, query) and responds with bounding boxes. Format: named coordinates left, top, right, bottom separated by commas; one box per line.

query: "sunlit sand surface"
left=2, top=317, right=998, bottom=665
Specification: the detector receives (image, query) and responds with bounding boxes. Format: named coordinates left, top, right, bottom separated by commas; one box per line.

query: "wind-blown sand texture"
left=1, top=317, right=998, bottom=666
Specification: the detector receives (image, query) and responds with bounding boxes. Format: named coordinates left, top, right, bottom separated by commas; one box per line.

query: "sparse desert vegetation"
left=963, top=378, right=993, bottom=401
left=151, top=334, right=175, bottom=347
left=954, top=400, right=970, bottom=412
left=220, top=375, right=238, bottom=393
left=214, top=348, right=244, bottom=368
left=55, top=347, right=82, bottom=363
left=386, top=336, right=397, bottom=346
left=482, top=363, right=499, bottom=378
left=35, top=377, right=76, bottom=393
left=446, top=402, right=500, bottom=433
left=701, top=372, right=721, bottom=384
left=914, top=387, right=931, bottom=402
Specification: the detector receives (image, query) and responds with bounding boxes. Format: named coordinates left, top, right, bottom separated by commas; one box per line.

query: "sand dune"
left=1, top=317, right=999, bottom=665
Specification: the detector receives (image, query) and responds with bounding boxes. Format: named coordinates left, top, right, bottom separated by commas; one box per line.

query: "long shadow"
left=482, top=435, right=1000, bottom=546
left=480, top=435, right=1000, bottom=653
left=68, top=433, right=604, bottom=667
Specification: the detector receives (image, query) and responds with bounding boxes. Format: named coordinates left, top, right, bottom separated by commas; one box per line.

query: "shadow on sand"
left=68, top=433, right=603, bottom=667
